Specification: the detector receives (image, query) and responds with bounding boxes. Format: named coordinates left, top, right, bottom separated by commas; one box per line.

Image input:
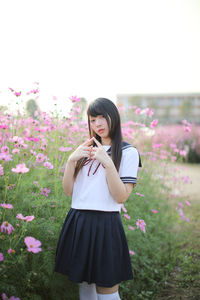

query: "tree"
left=25, top=99, right=39, bottom=118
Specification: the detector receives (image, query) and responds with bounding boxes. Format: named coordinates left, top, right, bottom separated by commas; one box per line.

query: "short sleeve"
left=119, top=147, right=140, bottom=185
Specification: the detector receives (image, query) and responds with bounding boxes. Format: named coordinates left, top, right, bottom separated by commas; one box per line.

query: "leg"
left=79, top=281, right=98, bottom=300
left=96, top=284, right=121, bottom=299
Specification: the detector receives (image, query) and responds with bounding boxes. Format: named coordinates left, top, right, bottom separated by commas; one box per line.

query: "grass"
left=154, top=162, right=200, bottom=300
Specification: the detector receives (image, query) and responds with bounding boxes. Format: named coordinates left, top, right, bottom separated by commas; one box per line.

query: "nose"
left=96, top=118, right=102, bottom=126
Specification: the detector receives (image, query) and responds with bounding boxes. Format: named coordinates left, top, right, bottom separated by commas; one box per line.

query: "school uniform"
left=54, top=141, right=142, bottom=287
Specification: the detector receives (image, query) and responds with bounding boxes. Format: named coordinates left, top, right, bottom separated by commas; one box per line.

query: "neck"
left=101, top=137, right=112, bottom=146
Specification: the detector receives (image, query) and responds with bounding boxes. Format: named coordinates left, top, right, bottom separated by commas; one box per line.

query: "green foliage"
left=0, top=108, right=194, bottom=299
left=26, top=99, right=39, bottom=118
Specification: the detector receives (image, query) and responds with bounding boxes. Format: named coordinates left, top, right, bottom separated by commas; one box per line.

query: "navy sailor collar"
left=105, top=141, right=142, bottom=168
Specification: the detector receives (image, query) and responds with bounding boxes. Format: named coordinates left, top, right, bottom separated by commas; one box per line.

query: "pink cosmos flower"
left=179, top=150, right=187, bottom=157
left=152, top=143, right=162, bottom=149
left=144, top=107, right=154, bottom=118
left=12, top=149, right=20, bottom=154
left=170, top=143, right=177, bottom=149
left=1, top=146, right=9, bottom=153
left=16, top=213, right=35, bottom=222
left=11, top=163, right=29, bottom=174
left=72, top=106, right=81, bottom=114
left=178, top=208, right=185, bottom=220
left=118, top=106, right=125, bottom=111
left=171, top=156, right=177, bottom=163
left=151, top=209, right=158, bottom=213
left=181, top=176, right=190, bottom=184
left=0, top=252, right=4, bottom=261
left=8, top=248, right=15, bottom=254
left=121, top=204, right=127, bottom=213
left=0, top=164, right=4, bottom=176
left=40, top=187, right=51, bottom=197
left=178, top=202, right=184, bottom=208
left=182, top=119, right=190, bottom=125
left=136, top=219, right=146, bottom=233
left=69, top=96, right=81, bottom=103
left=124, top=214, right=131, bottom=220
left=0, top=153, right=12, bottom=161
left=7, top=184, right=15, bottom=190
left=136, top=192, right=144, bottom=197
left=14, top=91, right=21, bottom=97
left=30, top=150, right=36, bottom=156
left=24, top=236, right=42, bottom=253
left=135, top=108, right=141, bottom=114
left=43, top=161, right=54, bottom=169
left=59, top=146, right=72, bottom=152
left=2, top=293, right=20, bottom=300
left=0, top=124, right=8, bottom=130
left=128, top=225, right=135, bottom=231
left=1, top=221, right=15, bottom=235
left=129, top=250, right=135, bottom=255
left=0, top=203, right=13, bottom=209
left=36, top=153, right=46, bottom=163
left=184, top=126, right=191, bottom=132
left=185, top=200, right=191, bottom=206
left=150, top=119, right=158, bottom=128
left=10, top=136, right=24, bottom=144
left=27, top=136, right=40, bottom=142
left=30, top=88, right=39, bottom=94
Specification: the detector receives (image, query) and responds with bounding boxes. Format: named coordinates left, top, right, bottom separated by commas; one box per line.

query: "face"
left=89, top=115, right=110, bottom=139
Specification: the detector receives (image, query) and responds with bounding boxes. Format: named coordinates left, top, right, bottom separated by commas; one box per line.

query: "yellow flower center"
left=5, top=222, right=8, bottom=226
left=30, top=244, right=34, bottom=248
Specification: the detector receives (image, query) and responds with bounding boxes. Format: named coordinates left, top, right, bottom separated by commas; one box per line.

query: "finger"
left=82, top=137, right=94, bottom=146
left=93, top=137, right=102, bottom=147
left=83, top=151, right=91, bottom=158
left=90, top=152, right=96, bottom=159
left=83, top=146, right=92, bottom=151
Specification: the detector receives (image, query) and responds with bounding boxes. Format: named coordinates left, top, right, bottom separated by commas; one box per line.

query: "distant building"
left=117, top=93, right=200, bottom=124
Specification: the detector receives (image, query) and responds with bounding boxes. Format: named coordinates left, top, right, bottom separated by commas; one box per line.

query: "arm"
left=90, top=137, right=135, bottom=203
left=62, top=138, right=94, bottom=197
left=105, top=159, right=134, bottom=203
left=62, top=157, right=76, bottom=197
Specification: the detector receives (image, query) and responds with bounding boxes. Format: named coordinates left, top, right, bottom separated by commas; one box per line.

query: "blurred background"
left=0, top=0, right=200, bottom=121
left=0, top=1, right=200, bottom=299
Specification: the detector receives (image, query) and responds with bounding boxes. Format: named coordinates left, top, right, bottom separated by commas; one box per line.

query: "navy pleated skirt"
left=54, top=208, right=133, bottom=287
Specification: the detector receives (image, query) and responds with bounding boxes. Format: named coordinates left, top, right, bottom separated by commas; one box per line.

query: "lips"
left=98, top=129, right=104, bottom=134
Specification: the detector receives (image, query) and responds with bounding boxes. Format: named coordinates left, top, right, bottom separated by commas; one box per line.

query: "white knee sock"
left=97, top=291, right=121, bottom=300
left=79, top=281, right=98, bottom=300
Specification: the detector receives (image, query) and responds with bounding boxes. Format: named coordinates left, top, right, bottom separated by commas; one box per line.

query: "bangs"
left=87, top=100, right=108, bottom=118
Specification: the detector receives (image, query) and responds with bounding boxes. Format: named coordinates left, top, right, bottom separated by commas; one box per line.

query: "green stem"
left=54, top=117, right=59, bottom=200
left=12, top=222, right=27, bottom=249
left=3, top=172, right=9, bottom=203
left=13, top=173, right=22, bottom=204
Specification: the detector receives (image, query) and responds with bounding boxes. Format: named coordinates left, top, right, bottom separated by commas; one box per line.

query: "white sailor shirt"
left=71, top=141, right=142, bottom=212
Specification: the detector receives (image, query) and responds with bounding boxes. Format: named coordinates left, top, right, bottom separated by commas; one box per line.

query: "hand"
left=69, top=138, right=94, bottom=162
left=90, top=137, right=113, bottom=168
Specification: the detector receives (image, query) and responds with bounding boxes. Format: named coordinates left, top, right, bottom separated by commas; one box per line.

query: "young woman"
left=54, top=98, right=142, bottom=300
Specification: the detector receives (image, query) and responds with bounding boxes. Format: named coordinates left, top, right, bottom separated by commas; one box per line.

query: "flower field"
left=0, top=97, right=200, bottom=300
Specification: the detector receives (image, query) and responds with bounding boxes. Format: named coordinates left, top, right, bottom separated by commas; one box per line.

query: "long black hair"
left=74, top=98, right=123, bottom=179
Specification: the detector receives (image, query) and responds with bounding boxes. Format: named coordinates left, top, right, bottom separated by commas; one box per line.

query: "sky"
left=0, top=0, right=200, bottom=114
